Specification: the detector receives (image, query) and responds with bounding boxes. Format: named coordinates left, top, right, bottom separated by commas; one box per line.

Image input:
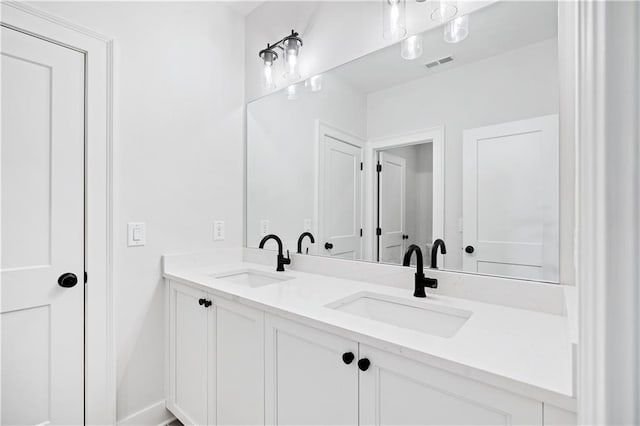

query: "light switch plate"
left=127, top=223, right=146, bottom=247
left=260, top=219, right=270, bottom=237
left=213, top=220, right=225, bottom=241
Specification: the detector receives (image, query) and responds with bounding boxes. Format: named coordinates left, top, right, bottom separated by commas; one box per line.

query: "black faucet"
left=430, top=239, right=447, bottom=269
left=403, top=244, right=438, bottom=298
left=296, top=232, right=315, bottom=254
left=259, top=234, right=291, bottom=272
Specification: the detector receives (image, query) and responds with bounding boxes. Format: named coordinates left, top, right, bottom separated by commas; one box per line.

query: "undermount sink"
left=213, top=269, right=293, bottom=287
left=327, top=292, right=471, bottom=338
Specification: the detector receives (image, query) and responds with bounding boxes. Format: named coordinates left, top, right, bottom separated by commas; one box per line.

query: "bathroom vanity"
left=166, top=1, right=577, bottom=424
left=163, top=250, right=576, bottom=426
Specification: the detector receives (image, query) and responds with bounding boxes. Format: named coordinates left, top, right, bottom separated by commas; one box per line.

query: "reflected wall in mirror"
left=247, top=1, right=567, bottom=283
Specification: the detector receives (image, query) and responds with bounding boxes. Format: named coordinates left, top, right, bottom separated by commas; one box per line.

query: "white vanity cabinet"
left=167, top=281, right=211, bottom=425
left=166, top=281, right=264, bottom=426
left=265, top=315, right=543, bottom=426
left=358, top=345, right=542, bottom=425
left=265, top=314, right=359, bottom=425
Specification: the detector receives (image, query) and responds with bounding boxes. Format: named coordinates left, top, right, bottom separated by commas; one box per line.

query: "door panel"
left=320, top=133, right=362, bottom=260
left=359, top=345, right=542, bottom=425
left=378, top=152, right=406, bottom=264
left=265, top=315, right=358, bottom=425
left=462, top=115, right=559, bottom=281
left=1, top=27, right=85, bottom=425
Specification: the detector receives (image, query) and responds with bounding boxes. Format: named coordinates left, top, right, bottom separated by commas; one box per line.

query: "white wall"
left=367, top=38, right=560, bottom=271
left=31, top=2, right=245, bottom=422
left=247, top=74, right=366, bottom=251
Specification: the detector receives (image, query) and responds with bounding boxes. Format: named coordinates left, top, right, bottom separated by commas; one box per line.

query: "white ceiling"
left=224, top=0, right=267, bottom=17
left=330, top=1, right=558, bottom=94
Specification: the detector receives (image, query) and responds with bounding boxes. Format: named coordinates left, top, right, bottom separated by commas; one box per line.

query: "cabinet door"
left=215, top=298, right=264, bottom=425
left=359, top=345, right=542, bottom=426
left=167, top=281, right=212, bottom=425
left=265, top=315, right=359, bottom=425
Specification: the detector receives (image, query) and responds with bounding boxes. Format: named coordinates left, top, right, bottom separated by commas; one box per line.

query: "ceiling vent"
left=424, top=55, right=454, bottom=69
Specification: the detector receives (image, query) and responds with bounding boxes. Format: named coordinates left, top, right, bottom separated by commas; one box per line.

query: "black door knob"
left=198, top=298, right=205, bottom=306
left=342, top=352, right=355, bottom=365
left=358, top=358, right=371, bottom=371
left=58, top=272, right=78, bottom=288
left=465, top=245, right=475, bottom=254
left=325, top=242, right=333, bottom=250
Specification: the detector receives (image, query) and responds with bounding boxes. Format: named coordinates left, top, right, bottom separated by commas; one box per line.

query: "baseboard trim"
left=117, top=400, right=175, bottom=426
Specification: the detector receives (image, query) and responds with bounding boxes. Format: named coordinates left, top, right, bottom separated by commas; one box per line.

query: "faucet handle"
left=281, top=250, right=291, bottom=265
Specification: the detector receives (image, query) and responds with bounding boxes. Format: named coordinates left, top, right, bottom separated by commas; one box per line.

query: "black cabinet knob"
left=342, top=352, right=355, bottom=365
left=58, top=272, right=78, bottom=288
left=325, top=242, right=333, bottom=250
left=204, top=299, right=212, bottom=308
left=465, top=245, right=475, bottom=254
left=358, top=358, right=371, bottom=371
left=198, top=298, right=205, bottom=306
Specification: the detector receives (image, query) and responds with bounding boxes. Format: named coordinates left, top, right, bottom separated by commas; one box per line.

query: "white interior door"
left=1, top=27, right=85, bottom=425
left=319, top=133, right=362, bottom=259
left=462, top=115, right=559, bottom=281
left=378, top=152, right=406, bottom=264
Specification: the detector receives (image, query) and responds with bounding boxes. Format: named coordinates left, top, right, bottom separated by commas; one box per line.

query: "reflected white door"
left=319, top=133, right=362, bottom=259
left=462, top=115, right=559, bottom=281
left=378, top=152, right=406, bottom=264
left=1, top=27, right=85, bottom=425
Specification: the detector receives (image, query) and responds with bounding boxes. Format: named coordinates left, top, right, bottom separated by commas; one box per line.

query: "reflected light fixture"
left=444, top=15, right=469, bottom=43
left=431, top=0, right=458, bottom=22
left=286, top=84, right=299, bottom=101
left=401, top=34, right=424, bottom=60
left=383, top=0, right=407, bottom=40
left=258, top=29, right=304, bottom=89
left=305, top=75, right=323, bottom=92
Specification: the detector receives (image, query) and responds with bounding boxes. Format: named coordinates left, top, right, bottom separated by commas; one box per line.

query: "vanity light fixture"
left=401, top=34, right=424, bottom=60
left=383, top=0, right=407, bottom=40
left=258, top=29, right=303, bottom=89
left=430, top=0, right=458, bottom=22
left=444, top=15, right=469, bottom=43
left=259, top=47, right=277, bottom=89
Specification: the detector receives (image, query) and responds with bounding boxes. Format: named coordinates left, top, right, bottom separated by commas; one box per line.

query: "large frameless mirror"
left=247, top=0, right=569, bottom=283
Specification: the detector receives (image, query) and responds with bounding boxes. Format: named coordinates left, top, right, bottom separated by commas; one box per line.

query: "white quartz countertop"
left=163, top=260, right=576, bottom=410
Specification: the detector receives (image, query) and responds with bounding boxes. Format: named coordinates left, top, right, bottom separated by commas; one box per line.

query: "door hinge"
left=84, top=271, right=87, bottom=284
left=376, top=163, right=382, bottom=173
left=376, top=227, right=382, bottom=236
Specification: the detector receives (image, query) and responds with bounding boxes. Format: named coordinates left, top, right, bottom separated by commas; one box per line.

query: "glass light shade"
left=305, top=75, right=323, bottom=92
left=286, top=84, right=299, bottom=100
left=262, top=62, right=276, bottom=89
left=401, top=34, right=423, bottom=60
left=383, top=0, right=407, bottom=41
left=430, top=0, right=458, bottom=22
left=283, top=37, right=302, bottom=81
left=260, top=48, right=278, bottom=89
left=444, top=15, right=469, bottom=43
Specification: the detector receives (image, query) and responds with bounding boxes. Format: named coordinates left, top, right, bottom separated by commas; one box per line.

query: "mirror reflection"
left=247, top=1, right=563, bottom=282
